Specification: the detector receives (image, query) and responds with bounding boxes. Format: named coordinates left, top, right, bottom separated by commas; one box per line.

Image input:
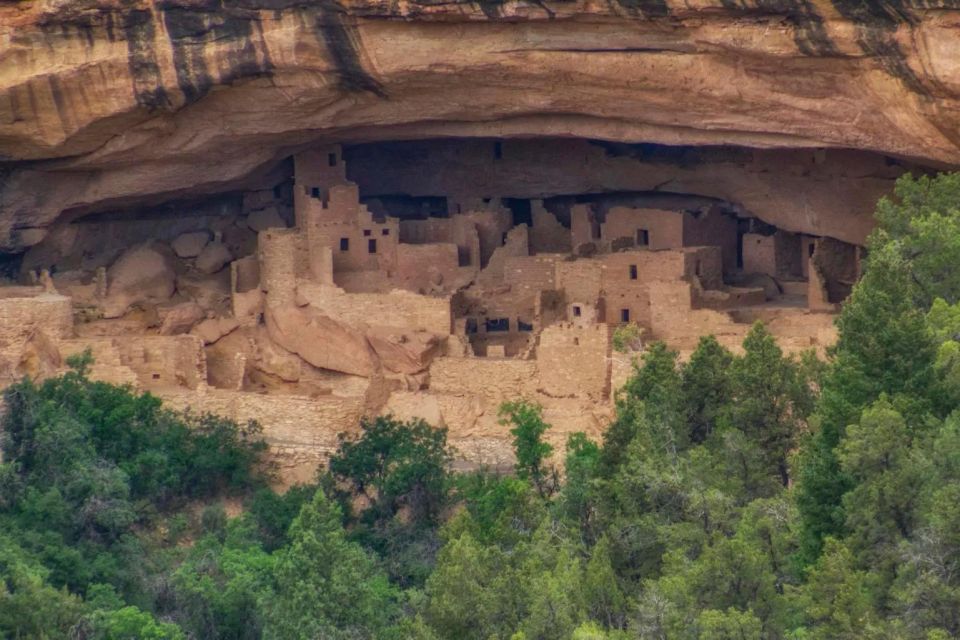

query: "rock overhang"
left=2, top=0, right=960, bottom=250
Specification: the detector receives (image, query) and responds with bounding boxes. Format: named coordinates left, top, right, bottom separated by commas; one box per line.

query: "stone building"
left=0, top=143, right=852, bottom=484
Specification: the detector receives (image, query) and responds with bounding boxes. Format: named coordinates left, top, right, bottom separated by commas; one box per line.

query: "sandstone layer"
left=2, top=1, right=960, bottom=250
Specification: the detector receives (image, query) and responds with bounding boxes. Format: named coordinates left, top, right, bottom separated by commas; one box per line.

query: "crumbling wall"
left=115, top=335, right=207, bottom=390
left=231, top=256, right=264, bottom=319
left=479, top=224, right=529, bottom=285
left=529, top=201, right=571, bottom=254
left=570, top=204, right=599, bottom=251
left=537, top=323, right=611, bottom=401
left=682, top=207, right=739, bottom=274
left=297, top=282, right=452, bottom=335
left=0, top=294, right=73, bottom=360
left=813, top=238, right=858, bottom=303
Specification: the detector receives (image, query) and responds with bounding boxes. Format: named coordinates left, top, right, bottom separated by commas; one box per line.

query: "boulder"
left=171, top=231, right=211, bottom=258
left=246, top=206, right=287, bottom=232
left=367, top=327, right=442, bottom=374
left=265, top=304, right=378, bottom=377
left=191, top=316, right=240, bottom=345
left=102, top=242, right=176, bottom=318
left=176, top=269, right=231, bottom=311
left=158, top=301, right=206, bottom=335
left=194, top=241, right=233, bottom=275
left=254, top=332, right=302, bottom=382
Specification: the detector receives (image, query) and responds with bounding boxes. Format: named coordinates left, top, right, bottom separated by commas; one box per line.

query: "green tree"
left=261, top=490, right=398, bottom=639
left=559, top=432, right=601, bottom=534
left=796, top=243, right=938, bottom=563
left=83, top=606, right=185, bottom=640
left=328, top=415, right=452, bottom=526
left=601, top=342, right=682, bottom=472
left=583, top=536, right=627, bottom=630
left=723, top=323, right=814, bottom=490
left=872, top=172, right=960, bottom=307
left=0, top=535, right=82, bottom=638
left=499, top=400, right=556, bottom=496
left=681, top=335, right=734, bottom=445
left=787, top=538, right=878, bottom=640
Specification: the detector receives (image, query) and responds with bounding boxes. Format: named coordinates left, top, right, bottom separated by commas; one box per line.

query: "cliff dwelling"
left=0, top=135, right=919, bottom=481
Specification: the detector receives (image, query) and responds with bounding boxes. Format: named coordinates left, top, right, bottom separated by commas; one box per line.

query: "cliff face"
left=2, top=0, right=960, bottom=249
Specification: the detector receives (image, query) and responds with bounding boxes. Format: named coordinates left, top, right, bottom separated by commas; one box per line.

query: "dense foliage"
left=4, top=172, right=960, bottom=638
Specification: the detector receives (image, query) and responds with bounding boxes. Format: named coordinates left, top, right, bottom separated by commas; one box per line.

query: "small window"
left=382, top=228, right=390, bottom=236
left=518, top=319, right=533, bottom=332
left=629, top=265, right=638, bottom=280
left=465, top=318, right=478, bottom=334
left=363, top=229, right=371, bottom=237
left=494, top=142, right=503, bottom=159
left=573, top=337, right=580, bottom=346
left=486, top=317, right=509, bottom=332
left=340, top=238, right=349, bottom=251
left=573, top=306, right=582, bottom=317
left=311, top=187, right=321, bottom=198
left=637, top=229, right=650, bottom=246
left=328, top=152, right=337, bottom=167
left=368, top=239, right=377, bottom=254
left=152, top=373, right=161, bottom=380
left=621, top=309, right=630, bottom=322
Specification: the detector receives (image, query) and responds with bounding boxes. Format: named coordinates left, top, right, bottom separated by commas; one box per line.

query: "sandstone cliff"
left=2, top=0, right=960, bottom=250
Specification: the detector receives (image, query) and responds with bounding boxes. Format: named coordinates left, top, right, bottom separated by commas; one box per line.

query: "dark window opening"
left=465, top=318, right=478, bottom=334
left=518, top=319, right=533, bottom=332
left=629, top=265, right=638, bottom=280
left=363, top=229, right=371, bottom=237
left=368, top=239, right=377, bottom=254
left=573, top=337, right=580, bottom=346
left=591, top=216, right=602, bottom=240
left=504, top=198, right=533, bottom=228
left=339, top=238, right=349, bottom=251
left=486, top=317, right=509, bottom=332
left=328, top=152, right=337, bottom=167
left=808, top=244, right=816, bottom=257
left=311, top=187, right=321, bottom=198
left=637, top=229, right=650, bottom=246
left=152, top=373, right=161, bottom=380
left=494, top=142, right=503, bottom=159
left=695, top=260, right=702, bottom=277
left=457, top=246, right=472, bottom=267
left=382, top=228, right=390, bottom=236
left=621, top=309, right=630, bottom=322
left=573, top=306, right=582, bottom=317
left=273, top=185, right=282, bottom=198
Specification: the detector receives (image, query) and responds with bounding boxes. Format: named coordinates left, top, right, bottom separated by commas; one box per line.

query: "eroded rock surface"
left=103, top=243, right=176, bottom=318
left=2, top=1, right=960, bottom=249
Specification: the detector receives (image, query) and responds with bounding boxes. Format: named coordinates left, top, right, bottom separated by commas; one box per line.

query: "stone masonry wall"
left=537, top=323, right=611, bottom=401
left=0, top=294, right=73, bottom=359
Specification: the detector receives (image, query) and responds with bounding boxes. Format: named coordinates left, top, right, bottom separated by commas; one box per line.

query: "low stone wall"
left=429, top=356, right=539, bottom=404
